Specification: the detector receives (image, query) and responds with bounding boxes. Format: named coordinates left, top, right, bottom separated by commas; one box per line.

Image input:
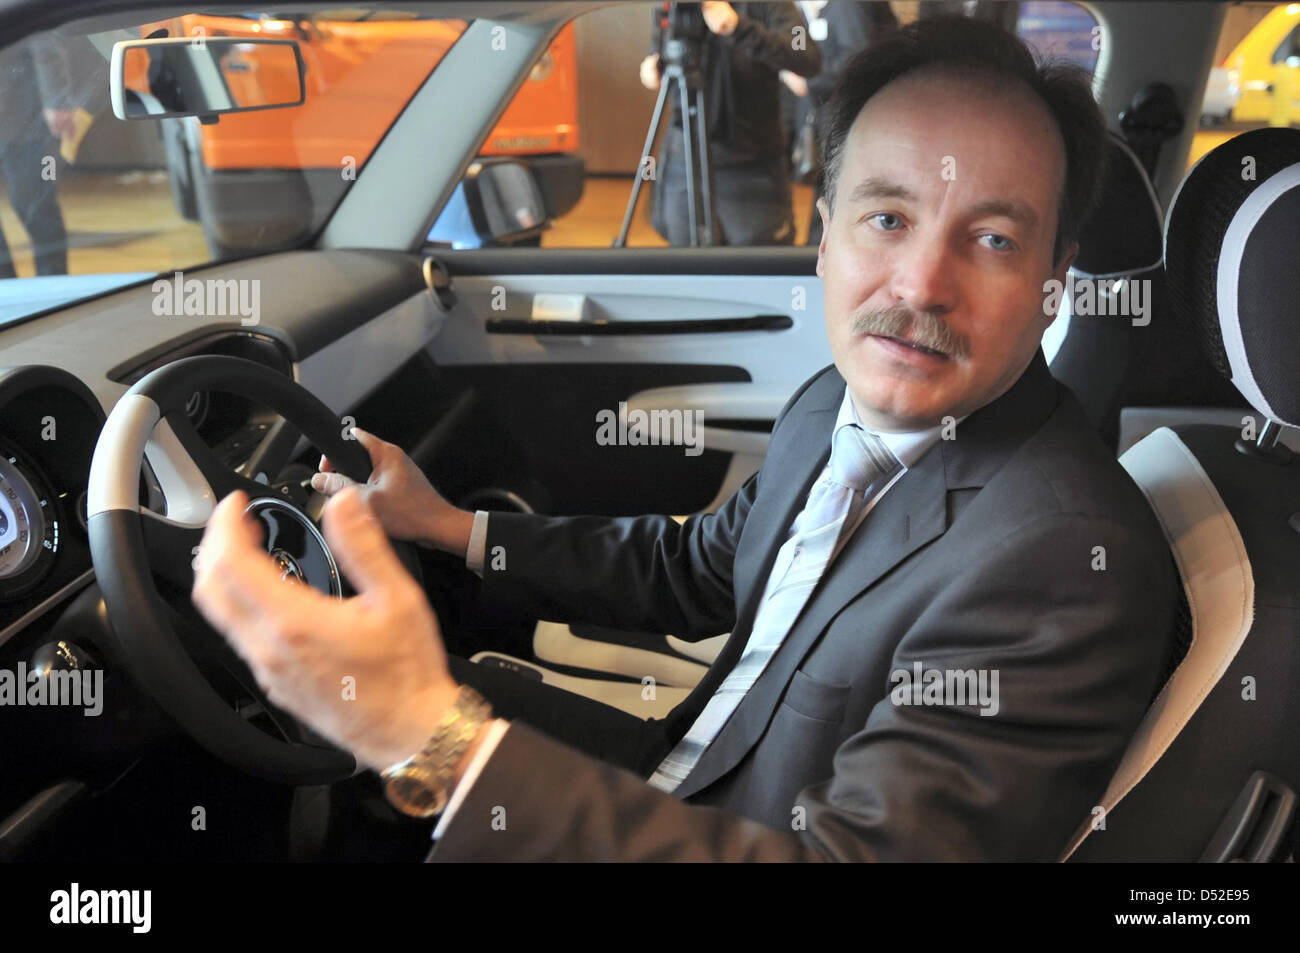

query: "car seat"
left=1062, top=127, right=1300, bottom=862
left=1048, top=131, right=1164, bottom=449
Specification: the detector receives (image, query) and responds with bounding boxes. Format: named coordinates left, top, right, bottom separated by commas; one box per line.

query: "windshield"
left=0, top=9, right=469, bottom=327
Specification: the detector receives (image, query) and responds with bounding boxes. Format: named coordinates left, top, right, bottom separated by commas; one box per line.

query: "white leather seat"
left=1061, top=126, right=1300, bottom=862
left=1059, top=426, right=1253, bottom=859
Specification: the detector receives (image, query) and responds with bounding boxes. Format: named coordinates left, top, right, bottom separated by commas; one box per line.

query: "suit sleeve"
left=479, top=477, right=755, bottom=640
left=430, top=512, right=1174, bottom=861
left=729, top=2, right=822, bottom=78
left=476, top=367, right=831, bottom=640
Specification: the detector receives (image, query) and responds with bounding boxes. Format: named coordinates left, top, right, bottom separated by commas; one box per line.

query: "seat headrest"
left=1163, top=127, right=1300, bottom=428
left=1072, top=133, right=1163, bottom=278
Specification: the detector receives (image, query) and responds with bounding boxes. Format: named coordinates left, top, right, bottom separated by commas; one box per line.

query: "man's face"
left=816, top=70, right=1075, bottom=432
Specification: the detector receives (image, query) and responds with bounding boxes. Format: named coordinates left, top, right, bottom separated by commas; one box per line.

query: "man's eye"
left=868, top=213, right=902, bottom=231
left=979, top=233, right=1015, bottom=252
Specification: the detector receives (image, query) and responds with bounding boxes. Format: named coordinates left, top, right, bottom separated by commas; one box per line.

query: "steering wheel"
left=87, top=355, right=424, bottom=785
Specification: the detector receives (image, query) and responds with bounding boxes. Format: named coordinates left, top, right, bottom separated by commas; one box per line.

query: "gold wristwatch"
left=381, top=685, right=493, bottom=818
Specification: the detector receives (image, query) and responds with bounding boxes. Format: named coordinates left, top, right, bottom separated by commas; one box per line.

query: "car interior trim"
left=435, top=247, right=820, bottom=276
left=86, top=393, right=159, bottom=517
left=1215, top=161, right=1300, bottom=424
left=143, top=416, right=217, bottom=526
left=1061, top=425, right=1255, bottom=860
left=484, top=314, right=795, bottom=336
left=532, top=620, right=710, bottom=689
left=0, top=569, right=95, bottom=651
left=296, top=289, right=446, bottom=418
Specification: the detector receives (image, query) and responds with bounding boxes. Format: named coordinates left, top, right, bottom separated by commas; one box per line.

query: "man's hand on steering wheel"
left=89, top=355, right=437, bottom=782
left=311, top=427, right=474, bottom=560
left=192, top=485, right=460, bottom=772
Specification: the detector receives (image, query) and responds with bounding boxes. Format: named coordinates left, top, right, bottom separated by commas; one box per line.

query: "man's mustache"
left=850, top=305, right=970, bottom=359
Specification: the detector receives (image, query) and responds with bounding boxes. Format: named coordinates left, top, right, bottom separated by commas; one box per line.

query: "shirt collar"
left=834, top=386, right=951, bottom=470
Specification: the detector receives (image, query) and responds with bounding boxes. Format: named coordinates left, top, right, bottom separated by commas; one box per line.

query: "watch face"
left=386, top=772, right=447, bottom=818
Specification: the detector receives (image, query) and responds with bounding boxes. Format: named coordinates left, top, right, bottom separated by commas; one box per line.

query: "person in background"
left=0, top=34, right=76, bottom=278
left=640, top=1, right=822, bottom=245
left=918, top=1, right=1019, bottom=33
left=781, top=1, right=901, bottom=246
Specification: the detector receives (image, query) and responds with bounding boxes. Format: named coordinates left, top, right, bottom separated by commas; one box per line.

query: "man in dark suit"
left=785, top=0, right=900, bottom=246
left=192, top=16, right=1177, bottom=861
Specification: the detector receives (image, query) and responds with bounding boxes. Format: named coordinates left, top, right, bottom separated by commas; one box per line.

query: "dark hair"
left=819, top=15, right=1108, bottom=265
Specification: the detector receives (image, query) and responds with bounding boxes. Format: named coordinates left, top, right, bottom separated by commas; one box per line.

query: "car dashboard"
left=0, top=248, right=435, bottom=630
left=0, top=248, right=443, bottom=859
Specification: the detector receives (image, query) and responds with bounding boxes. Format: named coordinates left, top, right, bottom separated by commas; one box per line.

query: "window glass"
left=538, top=1, right=1099, bottom=249
left=0, top=11, right=468, bottom=325
left=1193, top=2, right=1300, bottom=168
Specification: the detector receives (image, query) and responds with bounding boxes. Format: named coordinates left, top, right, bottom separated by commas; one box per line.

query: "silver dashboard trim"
left=0, top=568, right=96, bottom=651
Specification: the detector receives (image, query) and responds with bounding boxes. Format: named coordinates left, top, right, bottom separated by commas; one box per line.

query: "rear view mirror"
left=110, top=36, right=305, bottom=121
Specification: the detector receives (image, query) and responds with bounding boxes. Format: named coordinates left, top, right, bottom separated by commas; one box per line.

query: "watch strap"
left=381, top=684, right=493, bottom=818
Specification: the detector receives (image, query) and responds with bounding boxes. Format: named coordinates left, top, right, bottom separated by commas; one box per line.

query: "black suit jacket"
left=431, top=351, right=1177, bottom=861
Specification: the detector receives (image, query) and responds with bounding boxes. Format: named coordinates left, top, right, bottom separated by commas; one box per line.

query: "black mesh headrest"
left=1164, top=127, right=1300, bottom=428
left=1072, top=133, right=1163, bottom=278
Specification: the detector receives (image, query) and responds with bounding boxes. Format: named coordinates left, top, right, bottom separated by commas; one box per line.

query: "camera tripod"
left=616, top=4, right=722, bottom=247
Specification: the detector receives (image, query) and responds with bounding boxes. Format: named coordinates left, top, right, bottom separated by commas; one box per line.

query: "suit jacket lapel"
left=733, top=406, right=836, bottom=619
left=660, top=372, right=840, bottom=749
left=674, top=350, right=1062, bottom=800
left=674, top=449, right=949, bottom=798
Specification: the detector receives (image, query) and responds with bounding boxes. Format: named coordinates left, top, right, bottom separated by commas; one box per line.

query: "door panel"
left=425, top=248, right=831, bottom=515
left=433, top=362, right=748, bottom=516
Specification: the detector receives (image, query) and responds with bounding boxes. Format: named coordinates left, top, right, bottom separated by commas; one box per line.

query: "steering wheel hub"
left=246, top=496, right=342, bottom=598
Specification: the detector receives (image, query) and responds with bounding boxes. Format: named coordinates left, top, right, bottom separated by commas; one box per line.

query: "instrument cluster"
left=0, top=445, right=62, bottom=598
left=0, top=367, right=104, bottom=635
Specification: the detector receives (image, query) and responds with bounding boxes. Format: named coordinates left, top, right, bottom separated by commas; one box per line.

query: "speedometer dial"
left=0, top=450, right=59, bottom=594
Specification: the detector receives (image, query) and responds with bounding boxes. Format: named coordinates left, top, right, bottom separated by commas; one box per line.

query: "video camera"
left=657, top=2, right=709, bottom=71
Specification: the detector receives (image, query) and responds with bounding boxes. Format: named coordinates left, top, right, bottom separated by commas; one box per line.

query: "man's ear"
left=1044, top=240, right=1078, bottom=325
left=1052, top=241, right=1078, bottom=287
left=815, top=196, right=831, bottom=279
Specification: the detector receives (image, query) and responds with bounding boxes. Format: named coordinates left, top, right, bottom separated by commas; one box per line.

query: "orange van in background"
left=132, top=12, right=583, bottom=255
